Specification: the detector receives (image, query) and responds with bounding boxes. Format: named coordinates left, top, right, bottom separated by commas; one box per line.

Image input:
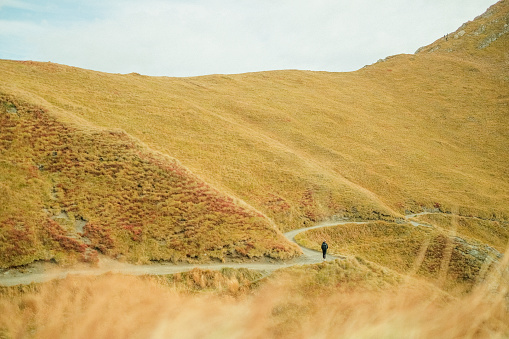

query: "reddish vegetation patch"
left=265, top=193, right=291, bottom=213
left=0, top=95, right=300, bottom=267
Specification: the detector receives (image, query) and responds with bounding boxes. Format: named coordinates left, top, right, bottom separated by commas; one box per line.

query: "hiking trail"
left=0, top=213, right=434, bottom=286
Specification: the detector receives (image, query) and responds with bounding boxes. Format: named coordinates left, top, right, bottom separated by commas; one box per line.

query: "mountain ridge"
left=415, top=0, right=508, bottom=72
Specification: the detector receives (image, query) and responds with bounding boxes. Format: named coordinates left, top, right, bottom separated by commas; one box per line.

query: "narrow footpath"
left=0, top=214, right=429, bottom=286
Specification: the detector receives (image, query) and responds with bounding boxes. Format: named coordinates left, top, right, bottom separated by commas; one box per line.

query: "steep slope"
left=416, top=0, right=509, bottom=71
left=0, top=95, right=300, bottom=267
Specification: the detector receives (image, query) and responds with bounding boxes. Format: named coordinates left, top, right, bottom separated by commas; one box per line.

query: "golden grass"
left=0, top=3, right=508, bottom=337
left=148, top=267, right=264, bottom=295
left=2, top=6, right=509, bottom=231
left=415, top=213, right=509, bottom=253
left=0, top=95, right=300, bottom=267
left=0, top=255, right=507, bottom=339
left=296, top=221, right=504, bottom=291
left=0, top=0, right=507, bottom=299
left=417, top=0, right=509, bottom=69
left=1, top=30, right=508, bottom=231
left=0, top=2, right=508, bottom=337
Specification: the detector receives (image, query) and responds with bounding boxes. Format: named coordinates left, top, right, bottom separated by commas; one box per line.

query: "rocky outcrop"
left=415, top=0, right=509, bottom=57
left=478, top=23, right=509, bottom=49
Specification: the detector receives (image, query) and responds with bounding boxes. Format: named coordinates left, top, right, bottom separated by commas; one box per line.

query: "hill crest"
left=416, top=0, right=508, bottom=72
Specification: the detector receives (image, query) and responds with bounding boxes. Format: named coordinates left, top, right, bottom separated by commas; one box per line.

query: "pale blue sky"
left=0, top=0, right=498, bottom=77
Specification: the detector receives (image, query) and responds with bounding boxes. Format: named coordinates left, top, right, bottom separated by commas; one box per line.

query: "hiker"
left=321, top=240, right=328, bottom=260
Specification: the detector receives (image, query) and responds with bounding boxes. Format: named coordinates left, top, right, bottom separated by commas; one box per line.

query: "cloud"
left=0, top=0, right=37, bottom=11
left=0, top=0, right=498, bottom=76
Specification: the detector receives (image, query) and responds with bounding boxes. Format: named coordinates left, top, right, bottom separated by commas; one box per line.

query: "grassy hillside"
left=0, top=1, right=507, bottom=268
left=416, top=213, right=509, bottom=251
left=296, top=220, right=504, bottom=291
left=1, top=3, right=508, bottom=231
left=0, top=95, right=300, bottom=267
left=416, top=0, right=509, bottom=71
left=0, top=2, right=509, bottom=337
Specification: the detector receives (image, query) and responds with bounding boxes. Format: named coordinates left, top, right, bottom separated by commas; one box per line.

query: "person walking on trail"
left=321, top=240, right=328, bottom=260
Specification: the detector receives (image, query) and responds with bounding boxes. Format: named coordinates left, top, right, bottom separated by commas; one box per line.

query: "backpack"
left=321, top=242, right=328, bottom=250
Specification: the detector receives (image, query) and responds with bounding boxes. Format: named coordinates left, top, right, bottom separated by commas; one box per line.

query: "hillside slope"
left=416, top=0, right=509, bottom=71
left=0, top=95, right=300, bottom=267
left=0, top=1, right=507, bottom=267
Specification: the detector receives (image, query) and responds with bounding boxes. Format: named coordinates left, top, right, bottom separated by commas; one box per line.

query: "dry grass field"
left=0, top=0, right=508, bottom=337
left=0, top=255, right=508, bottom=338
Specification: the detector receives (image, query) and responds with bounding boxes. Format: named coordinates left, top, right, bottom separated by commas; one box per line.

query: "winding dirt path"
left=0, top=214, right=429, bottom=286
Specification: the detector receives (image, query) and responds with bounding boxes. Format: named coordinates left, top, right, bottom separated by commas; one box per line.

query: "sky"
left=0, top=0, right=498, bottom=77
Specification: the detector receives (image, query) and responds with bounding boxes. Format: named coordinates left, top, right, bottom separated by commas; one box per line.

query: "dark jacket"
left=321, top=242, right=328, bottom=251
